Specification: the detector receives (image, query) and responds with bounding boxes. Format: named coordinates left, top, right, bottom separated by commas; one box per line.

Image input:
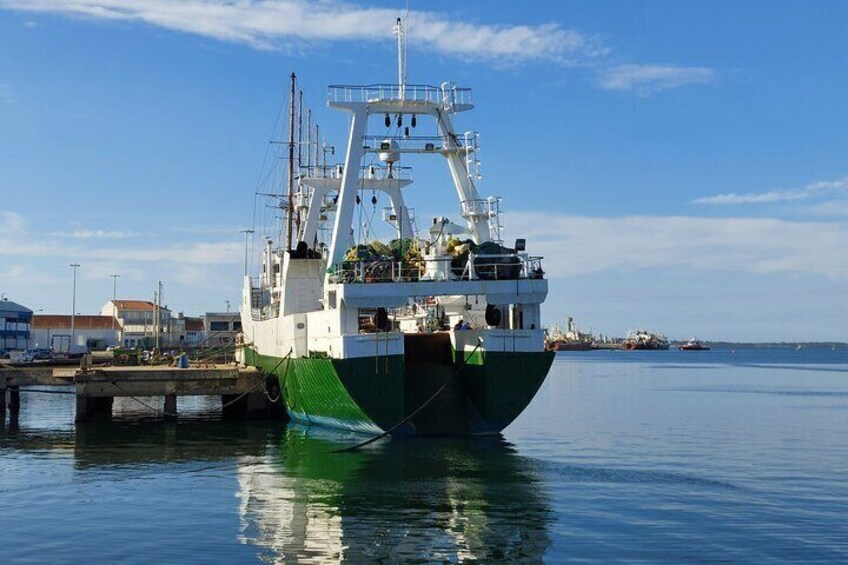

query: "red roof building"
left=32, top=315, right=117, bottom=330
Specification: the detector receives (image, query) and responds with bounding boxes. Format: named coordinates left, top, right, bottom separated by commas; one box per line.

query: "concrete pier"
left=0, top=364, right=279, bottom=423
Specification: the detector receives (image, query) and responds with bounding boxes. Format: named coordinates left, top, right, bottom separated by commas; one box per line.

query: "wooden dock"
left=0, top=363, right=282, bottom=424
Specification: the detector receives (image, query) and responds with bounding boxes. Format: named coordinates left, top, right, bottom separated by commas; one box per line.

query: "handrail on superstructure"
left=304, top=163, right=414, bottom=181
left=328, top=83, right=473, bottom=107
left=362, top=135, right=471, bottom=152
left=326, top=252, right=544, bottom=284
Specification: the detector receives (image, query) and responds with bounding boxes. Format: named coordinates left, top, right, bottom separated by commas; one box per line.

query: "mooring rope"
left=331, top=337, right=483, bottom=453
left=9, top=388, right=75, bottom=395
left=263, top=348, right=293, bottom=404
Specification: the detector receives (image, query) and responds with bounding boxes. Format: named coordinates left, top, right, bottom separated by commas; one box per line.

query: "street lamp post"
left=70, top=263, right=80, bottom=347
left=240, top=228, right=254, bottom=277
left=110, top=274, right=120, bottom=331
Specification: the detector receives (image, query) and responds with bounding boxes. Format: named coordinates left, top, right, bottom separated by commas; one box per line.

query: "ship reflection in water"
left=237, top=426, right=552, bottom=563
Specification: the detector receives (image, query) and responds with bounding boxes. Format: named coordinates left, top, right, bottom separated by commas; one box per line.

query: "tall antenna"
left=405, top=1, right=410, bottom=86
left=286, top=72, right=296, bottom=251
left=393, top=17, right=405, bottom=97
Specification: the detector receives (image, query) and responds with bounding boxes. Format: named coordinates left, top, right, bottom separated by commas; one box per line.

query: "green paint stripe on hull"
left=453, top=347, right=485, bottom=365
left=243, top=348, right=382, bottom=434
left=244, top=346, right=554, bottom=436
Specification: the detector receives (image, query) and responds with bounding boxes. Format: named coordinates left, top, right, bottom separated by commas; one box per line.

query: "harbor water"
left=2, top=348, right=847, bottom=563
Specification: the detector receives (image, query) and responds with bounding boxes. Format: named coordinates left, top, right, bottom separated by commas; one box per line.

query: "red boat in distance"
left=545, top=317, right=594, bottom=351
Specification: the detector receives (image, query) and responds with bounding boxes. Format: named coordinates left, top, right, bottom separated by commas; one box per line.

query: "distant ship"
left=545, top=317, right=594, bottom=351
left=621, top=329, right=669, bottom=350
left=678, top=338, right=710, bottom=351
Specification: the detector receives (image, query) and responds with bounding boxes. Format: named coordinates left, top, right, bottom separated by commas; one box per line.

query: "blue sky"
left=1, top=1, right=846, bottom=341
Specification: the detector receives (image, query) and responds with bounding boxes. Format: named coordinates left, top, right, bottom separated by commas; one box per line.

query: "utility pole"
left=240, top=228, right=254, bottom=277
left=157, top=280, right=163, bottom=349
left=110, top=274, right=120, bottom=331
left=70, top=263, right=80, bottom=348
left=152, top=289, right=158, bottom=350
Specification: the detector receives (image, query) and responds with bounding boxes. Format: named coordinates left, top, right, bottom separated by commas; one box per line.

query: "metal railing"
left=328, top=83, right=473, bottom=107
left=460, top=199, right=496, bottom=219
left=327, top=253, right=544, bottom=284
left=362, top=135, right=470, bottom=152
left=328, top=261, right=422, bottom=284
left=304, top=163, right=413, bottom=181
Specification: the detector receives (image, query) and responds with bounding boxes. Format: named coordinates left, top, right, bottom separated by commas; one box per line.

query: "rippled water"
left=2, top=348, right=847, bottom=563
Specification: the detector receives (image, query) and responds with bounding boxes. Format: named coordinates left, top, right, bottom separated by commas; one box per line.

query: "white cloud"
left=49, top=229, right=139, bottom=239
left=807, top=199, right=848, bottom=218
left=0, top=264, right=26, bottom=281
left=507, top=212, right=848, bottom=281
left=0, top=210, right=26, bottom=231
left=0, top=210, right=241, bottom=266
left=598, top=64, right=716, bottom=93
left=2, top=0, right=607, bottom=65
left=83, top=241, right=243, bottom=265
left=694, top=175, right=848, bottom=205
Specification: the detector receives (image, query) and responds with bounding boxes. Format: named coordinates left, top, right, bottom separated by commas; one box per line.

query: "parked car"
left=30, top=348, right=52, bottom=360
left=2, top=350, right=34, bottom=363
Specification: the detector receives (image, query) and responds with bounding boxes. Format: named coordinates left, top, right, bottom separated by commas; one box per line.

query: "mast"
left=286, top=72, right=296, bottom=251
left=306, top=108, right=312, bottom=175
left=314, top=123, right=320, bottom=177
left=297, top=89, right=304, bottom=167
left=295, top=89, right=304, bottom=241
left=394, top=17, right=405, bottom=98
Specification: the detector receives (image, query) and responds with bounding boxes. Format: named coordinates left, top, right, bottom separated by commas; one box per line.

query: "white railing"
left=327, top=253, right=544, bottom=284
left=328, top=260, right=421, bottom=284
left=306, top=163, right=413, bottom=182
left=328, top=83, right=473, bottom=107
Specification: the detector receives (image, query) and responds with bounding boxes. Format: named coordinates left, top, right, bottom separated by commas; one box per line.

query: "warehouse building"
left=0, top=298, right=33, bottom=351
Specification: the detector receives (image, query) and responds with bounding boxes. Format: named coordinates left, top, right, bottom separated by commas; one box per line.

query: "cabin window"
left=328, top=291, right=337, bottom=309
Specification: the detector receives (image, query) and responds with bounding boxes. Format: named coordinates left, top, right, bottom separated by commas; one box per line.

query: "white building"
left=101, top=299, right=172, bottom=348
left=31, top=315, right=120, bottom=353
left=184, top=316, right=205, bottom=346
left=203, top=312, right=241, bottom=347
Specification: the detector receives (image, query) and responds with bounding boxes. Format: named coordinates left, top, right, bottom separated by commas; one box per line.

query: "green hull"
left=243, top=336, right=553, bottom=437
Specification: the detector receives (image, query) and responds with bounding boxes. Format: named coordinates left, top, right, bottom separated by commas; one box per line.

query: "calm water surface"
left=2, top=348, right=847, bottom=563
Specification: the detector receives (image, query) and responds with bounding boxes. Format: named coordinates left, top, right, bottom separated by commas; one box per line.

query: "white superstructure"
left=240, top=19, right=548, bottom=364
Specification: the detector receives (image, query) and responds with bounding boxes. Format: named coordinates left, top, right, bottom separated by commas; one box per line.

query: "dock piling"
left=164, top=394, right=177, bottom=421
left=75, top=395, right=114, bottom=423
left=1, top=365, right=276, bottom=423
left=9, top=385, right=20, bottom=417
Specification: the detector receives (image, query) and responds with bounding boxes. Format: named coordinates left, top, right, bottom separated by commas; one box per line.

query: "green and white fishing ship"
left=239, top=18, right=553, bottom=436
